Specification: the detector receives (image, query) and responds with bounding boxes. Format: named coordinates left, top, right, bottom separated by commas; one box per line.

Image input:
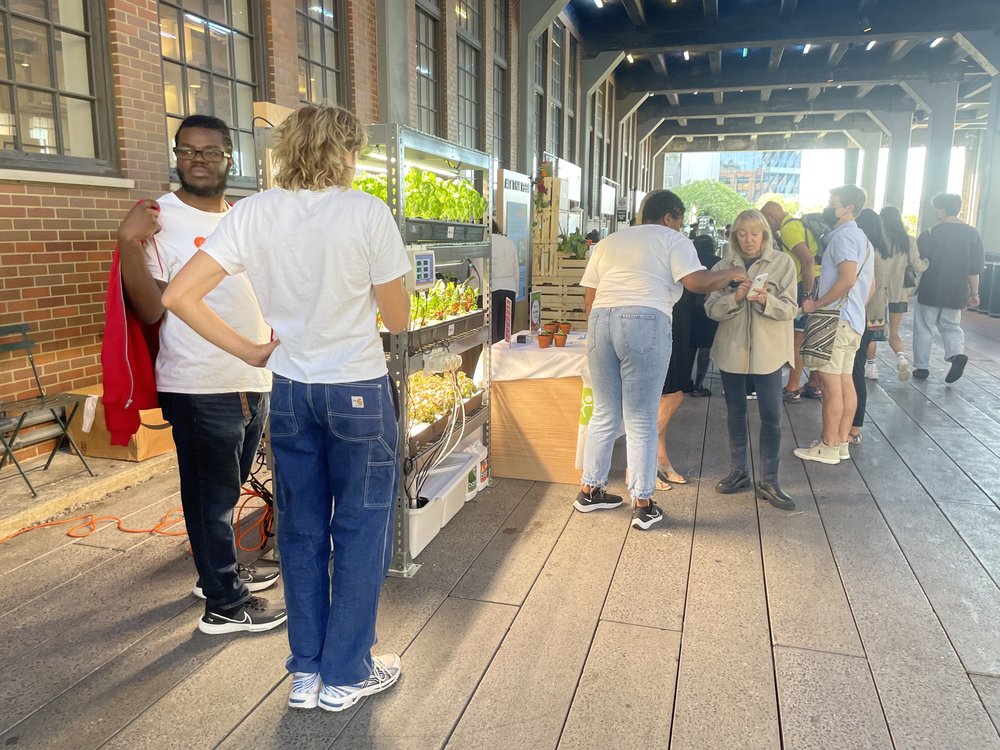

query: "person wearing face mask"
left=705, top=210, right=798, bottom=510
left=794, top=185, right=875, bottom=466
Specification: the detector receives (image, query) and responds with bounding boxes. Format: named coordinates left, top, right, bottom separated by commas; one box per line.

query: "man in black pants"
left=116, top=115, right=285, bottom=634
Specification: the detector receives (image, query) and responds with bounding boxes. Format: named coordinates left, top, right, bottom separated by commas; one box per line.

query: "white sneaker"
left=897, top=354, right=911, bottom=381
left=794, top=440, right=842, bottom=465
left=318, top=653, right=402, bottom=712
left=864, top=361, right=879, bottom=380
left=839, top=442, right=850, bottom=460
left=288, top=672, right=321, bottom=709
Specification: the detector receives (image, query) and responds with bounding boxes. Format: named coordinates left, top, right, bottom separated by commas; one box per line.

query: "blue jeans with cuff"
left=582, top=306, right=671, bottom=501
left=158, top=391, right=268, bottom=611
left=270, top=373, right=398, bottom=686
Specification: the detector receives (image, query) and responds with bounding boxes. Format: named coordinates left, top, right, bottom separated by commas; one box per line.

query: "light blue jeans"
left=913, top=302, right=964, bottom=370
left=582, top=306, right=672, bottom=501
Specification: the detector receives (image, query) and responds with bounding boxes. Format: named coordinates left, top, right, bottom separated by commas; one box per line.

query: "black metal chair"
left=0, top=324, right=95, bottom=497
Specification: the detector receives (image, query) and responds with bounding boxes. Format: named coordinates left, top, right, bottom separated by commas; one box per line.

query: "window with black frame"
left=492, top=0, right=507, bottom=165
left=159, top=0, right=256, bottom=180
left=296, top=0, right=345, bottom=106
left=415, top=4, right=440, bottom=136
left=0, top=1, right=114, bottom=172
left=455, top=0, right=481, bottom=149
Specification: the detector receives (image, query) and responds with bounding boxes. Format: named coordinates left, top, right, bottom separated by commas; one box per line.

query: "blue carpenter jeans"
left=269, top=374, right=399, bottom=686
left=582, top=307, right=671, bottom=501
left=158, top=391, right=268, bottom=611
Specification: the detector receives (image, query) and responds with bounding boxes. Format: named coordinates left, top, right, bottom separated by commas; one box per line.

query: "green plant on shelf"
left=351, top=168, right=487, bottom=223
left=408, top=370, right=477, bottom=425
left=558, top=229, right=588, bottom=260
left=379, top=280, right=480, bottom=331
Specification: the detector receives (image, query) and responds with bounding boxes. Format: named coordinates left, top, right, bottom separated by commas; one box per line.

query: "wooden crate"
left=533, top=256, right=589, bottom=329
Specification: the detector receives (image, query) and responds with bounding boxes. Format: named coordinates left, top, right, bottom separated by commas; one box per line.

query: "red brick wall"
left=347, top=0, right=380, bottom=124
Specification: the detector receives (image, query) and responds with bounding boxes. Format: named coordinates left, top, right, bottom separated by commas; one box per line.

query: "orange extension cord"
left=0, top=487, right=274, bottom=551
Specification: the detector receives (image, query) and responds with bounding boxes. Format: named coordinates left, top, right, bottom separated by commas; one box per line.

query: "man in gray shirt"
left=794, top=185, right=874, bottom=466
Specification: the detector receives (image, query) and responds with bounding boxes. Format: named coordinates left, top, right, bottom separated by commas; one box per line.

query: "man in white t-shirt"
left=575, top=190, right=746, bottom=530
left=489, top=220, right=521, bottom=341
left=116, top=115, right=286, bottom=635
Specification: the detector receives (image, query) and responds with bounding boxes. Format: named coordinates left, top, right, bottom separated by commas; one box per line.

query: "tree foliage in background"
left=674, top=180, right=753, bottom=226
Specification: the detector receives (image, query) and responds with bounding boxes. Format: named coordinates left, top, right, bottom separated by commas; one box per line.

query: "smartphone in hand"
left=747, top=272, right=768, bottom=301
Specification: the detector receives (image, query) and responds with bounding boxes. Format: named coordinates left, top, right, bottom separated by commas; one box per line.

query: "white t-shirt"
left=145, top=192, right=271, bottom=394
left=579, top=224, right=704, bottom=317
left=491, top=233, right=520, bottom=294
left=201, top=187, right=412, bottom=384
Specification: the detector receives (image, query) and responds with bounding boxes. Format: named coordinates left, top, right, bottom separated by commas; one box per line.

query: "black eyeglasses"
left=173, top=146, right=230, bottom=163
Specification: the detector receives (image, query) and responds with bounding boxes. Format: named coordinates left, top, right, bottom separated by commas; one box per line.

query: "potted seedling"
left=553, top=331, right=568, bottom=347
left=538, top=332, right=554, bottom=349
left=557, top=320, right=572, bottom=335
left=542, top=321, right=559, bottom=334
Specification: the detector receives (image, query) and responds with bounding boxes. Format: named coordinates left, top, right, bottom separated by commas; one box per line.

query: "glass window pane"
left=12, top=17, right=52, bottom=88
left=186, top=67, right=211, bottom=114
left=297, top=58, right=308, bottom=101
left=324, top=69, right=338, bottom=105
left=209, top=24, right=231, bottom=75
left=309, top=21, right=321, bottom=65
left=206, top=0, right=226, bottom=23
left=0, top=85, right=14, bottom=150
left=163, top=60, right=184, bottom=114
left=55, top=31, right=90, bottom=95
left=0, top=17, right=8, bottom=79
left=236, top=130, right=254, bottom=177
left=306, top=62, right=319, bottom=103
left=323, top=28, right=337, bottom=69
left=233, top=33, right=251, bottom=80
left=235, top=82, right=252, bottom=128
left=160, top=8, right=180, bottom=58
left=52, top=0, right=86, bottom=30
left=17, top=87, right=55, bottom=153
left=230, top=0, right=249, bottom=32
left=184, top=14, right=209, bottom=67
left=9, top=0, right=46, bottom=19
left=297, top=15, right=309, bottom=56
left=180, top=0, right=205, bottom=12
left=59, top=95, right=93, bottom=157
left=213, top=77, right=233, bottom=124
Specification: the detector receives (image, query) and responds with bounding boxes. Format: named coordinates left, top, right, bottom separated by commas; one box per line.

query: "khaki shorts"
left=816, top=321, right=862, bottom=375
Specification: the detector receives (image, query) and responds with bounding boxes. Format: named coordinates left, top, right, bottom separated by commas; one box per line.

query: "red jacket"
left=100, top=246, right=161, bottom=445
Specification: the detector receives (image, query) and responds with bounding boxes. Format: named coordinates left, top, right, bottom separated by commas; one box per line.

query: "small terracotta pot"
left=538, top=334, right=554, bottom=349
left=542, top=322, right=558, bottom=334
left=557, top=322, right=572, bottom=335
left=553, top=333, right=568, bottom=347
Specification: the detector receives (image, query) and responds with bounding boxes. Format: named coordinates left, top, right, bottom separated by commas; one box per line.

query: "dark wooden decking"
left=1, top=312, right=999, bottom=749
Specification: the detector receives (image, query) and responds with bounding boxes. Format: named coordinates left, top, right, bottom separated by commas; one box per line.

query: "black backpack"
left=799, top=213, right=833, bottom=265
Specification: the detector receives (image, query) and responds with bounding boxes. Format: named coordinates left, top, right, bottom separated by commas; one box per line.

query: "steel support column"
left=904, top=80, right=959, bottom=229
left=871, top=110, right=912, bottom=210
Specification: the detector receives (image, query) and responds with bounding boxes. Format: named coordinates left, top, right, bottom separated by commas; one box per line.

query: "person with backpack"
left=760, top=202, right=825, bottom=402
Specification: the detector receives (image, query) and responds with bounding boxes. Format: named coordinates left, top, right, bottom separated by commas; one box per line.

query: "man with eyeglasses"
left=115, top=115, right=286, bottom=634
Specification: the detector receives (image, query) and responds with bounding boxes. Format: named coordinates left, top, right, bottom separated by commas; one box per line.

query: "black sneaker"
left=945, top=354, right=968, bottom=383
left=631, top=500, right=664, bottom=530
left=574, top=487, right=624, bottom=512
left=913, top=369, right=929, bottom=380
left=192, top=563, right=281, bottom=600
left=199, top=595, right=287, bottom=635
left=689, top=386, right=711, bottom=398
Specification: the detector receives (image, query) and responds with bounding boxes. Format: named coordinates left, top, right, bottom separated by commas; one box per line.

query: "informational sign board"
left=497, top=168, right=531, bottom=301
left=529, top=290, right=542, bottom=333
left=555, top=158, right=582, bottom=204
left=600, top=183, right=617, bottom=217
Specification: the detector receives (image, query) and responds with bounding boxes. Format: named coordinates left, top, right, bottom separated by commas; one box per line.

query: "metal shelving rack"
left=361, top=124, right=494, bottom=578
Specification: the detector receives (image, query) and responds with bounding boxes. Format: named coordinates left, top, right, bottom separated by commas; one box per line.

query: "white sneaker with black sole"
left=573, top=487, right=624, bottom=513
left=896, top=353, right=911, bottom=381
left=631, top=500, right=664, bottom=530
left=288, top=671, right=322, bottom=709
left=318, top=653, right=402, bottom=712
left=192, top=563, right=280, bottom=600
left=199, top=595, right=287, bottom=635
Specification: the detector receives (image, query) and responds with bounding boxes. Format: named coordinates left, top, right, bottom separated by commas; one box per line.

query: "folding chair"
left=0, top=324, right=95, bottom=497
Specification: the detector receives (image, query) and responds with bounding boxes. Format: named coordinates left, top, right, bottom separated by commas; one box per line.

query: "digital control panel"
left=409, top=248, right=436, bottom=290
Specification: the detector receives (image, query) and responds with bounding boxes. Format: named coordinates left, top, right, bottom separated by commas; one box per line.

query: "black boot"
left=756, top=481, right=795, bottom=510
left=716, top=469, right=751, bottom=494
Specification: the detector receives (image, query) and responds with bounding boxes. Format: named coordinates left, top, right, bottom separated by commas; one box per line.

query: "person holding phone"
left=705, top=210, right=799, bottom=510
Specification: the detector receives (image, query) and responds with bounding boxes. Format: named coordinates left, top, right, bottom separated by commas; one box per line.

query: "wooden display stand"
left=490, top=376, right=583, bottom=485
left=533, top=256, right=588, bottom=330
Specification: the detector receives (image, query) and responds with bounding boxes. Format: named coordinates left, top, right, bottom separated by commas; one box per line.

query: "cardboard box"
left=67, top=384, right=175, bottom=462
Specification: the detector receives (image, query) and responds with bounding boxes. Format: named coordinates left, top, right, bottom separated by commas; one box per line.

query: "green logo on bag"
left=579, top=387, right=594, bottom=425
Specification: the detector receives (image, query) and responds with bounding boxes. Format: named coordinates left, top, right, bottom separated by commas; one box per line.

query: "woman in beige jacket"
left=705, top=209, right=798, bottom=510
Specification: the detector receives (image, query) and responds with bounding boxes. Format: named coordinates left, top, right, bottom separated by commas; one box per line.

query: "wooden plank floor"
left=2, top=312, right=1000, bottom=749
